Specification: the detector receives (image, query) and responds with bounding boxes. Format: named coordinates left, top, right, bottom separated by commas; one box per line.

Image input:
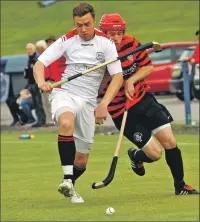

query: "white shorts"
left=49, top=88, right=96, bottom=144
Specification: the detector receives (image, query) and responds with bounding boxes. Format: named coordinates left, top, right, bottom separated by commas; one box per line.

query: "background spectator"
left=183, top=30, right=199, bottom=64
left=5, top=80, right=27, bottom=126
left=16, top=89, right=35, bottom=124
left=45, top=35, right=56, bottom=47
left=41, top=35, right=66, bottom=126
left=190, top=30, right=200, bottom=64
left=25, top=42, right=46, bottom=127
left=41, top=36, right=57, bottom=125
left=35, top=40, right=47, bottom=55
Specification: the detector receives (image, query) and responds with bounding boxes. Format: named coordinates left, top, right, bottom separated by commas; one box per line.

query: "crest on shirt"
left=133, top=132, right=143, bottom=142
left=123, top=62, right=137, bottom=76
left=96, top=52, right=104, bottom=60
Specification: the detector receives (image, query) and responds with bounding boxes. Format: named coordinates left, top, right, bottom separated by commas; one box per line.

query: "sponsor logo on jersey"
left=75, top=64, right=87, bottom=71
left=96, top=52, right=104, bottom=60
left=123, top=63, right=137, bottom=76
left=81, top=43, right=94, bottom=46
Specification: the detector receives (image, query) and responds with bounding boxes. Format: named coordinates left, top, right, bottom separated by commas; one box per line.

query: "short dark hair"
left=73, top=3, right=95, bottom=19
left=195, top=30, right=200, bottom=36
left=45, top=35, right=56, bottom=43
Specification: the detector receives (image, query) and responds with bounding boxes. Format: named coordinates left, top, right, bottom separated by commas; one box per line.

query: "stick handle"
left=51, top=58, right=117, bottom=88
left=117, top=42, right=153, bottom=60
left=51, top=41, right=161, bottom=88
left=82, top=58, right=117, bottom=74
left=114, top=110, right=128, bottom=157
left=51, top=79, right=69, bottom=88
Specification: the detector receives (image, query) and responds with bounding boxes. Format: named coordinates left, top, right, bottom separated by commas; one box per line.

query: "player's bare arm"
left=95, top=72, right=123, bottom=124
left=125, top=65, right=153, bottom=100
left=34, top=60, right=52, bottom=93
left=101, top=72, right=123, bottom=106
left=34, top=37, right=66, bottom=93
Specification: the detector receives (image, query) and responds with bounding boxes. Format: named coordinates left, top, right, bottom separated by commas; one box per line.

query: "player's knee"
left=155, top=126, right=177, bottom=149
left=74, top=159, right=87, bottom=169
left=146, top=145, right=162, bottom=161
left=59, top=119, right=73, bottom=131
left=161, top=136, right=177, bottom=149
left=143, top=138, right=162, bottom=161
left=74, top=151, right=89, bottom=169
left=75, top=162, right=87, bottom=169
left=151, top=148, right=162, bottom=161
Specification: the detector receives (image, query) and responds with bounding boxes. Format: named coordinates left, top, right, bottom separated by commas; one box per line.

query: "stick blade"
left=92, top=181, right=105, bottom=189
left=152, top=41, right=162, bottom=52
left=92, top=156, right=118, bottom=189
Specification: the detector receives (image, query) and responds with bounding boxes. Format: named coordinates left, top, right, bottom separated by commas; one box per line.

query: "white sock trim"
left=62, top=165, right=73, bottom=175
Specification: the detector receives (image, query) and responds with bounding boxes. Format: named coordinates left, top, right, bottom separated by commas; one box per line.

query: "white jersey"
left=38, top=28, right=122, bottom=99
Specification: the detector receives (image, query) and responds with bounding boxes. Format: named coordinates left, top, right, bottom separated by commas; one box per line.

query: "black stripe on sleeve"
left=118, top=41, right=134, bottom=53
left=135, top=53, right=148, bottom=63
left=139, top=60, right=152, bottom=67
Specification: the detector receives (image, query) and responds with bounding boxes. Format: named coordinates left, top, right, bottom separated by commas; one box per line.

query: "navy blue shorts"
left=112, top=93, right=173, bottom=148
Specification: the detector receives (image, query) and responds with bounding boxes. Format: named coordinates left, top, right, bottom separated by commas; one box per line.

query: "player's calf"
left=72, top=165, right=86, bottom=185
left=142, top=137, right=162, bottom=161
left=73, top=144, right=90, bottom=184
left=142, top=146, right=162, bottom=161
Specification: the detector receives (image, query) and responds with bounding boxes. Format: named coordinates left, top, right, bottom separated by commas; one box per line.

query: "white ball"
left=106, top=207, right=115, bottom=215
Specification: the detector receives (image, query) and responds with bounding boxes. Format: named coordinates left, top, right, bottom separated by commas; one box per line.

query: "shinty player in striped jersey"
left=99, top=13, right=199, bottom=195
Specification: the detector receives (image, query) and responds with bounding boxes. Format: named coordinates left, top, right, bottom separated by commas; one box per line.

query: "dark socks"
left=58, top=135, right=76, bottom=180
left=72, top=166, right=86, bottom=185
left=165, top=146, right=185, bottom=188
left=133, top=149, right=154, bottom=163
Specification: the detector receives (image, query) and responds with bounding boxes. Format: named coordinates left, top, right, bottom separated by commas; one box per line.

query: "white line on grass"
left=1, top=141, right=198, bottom=146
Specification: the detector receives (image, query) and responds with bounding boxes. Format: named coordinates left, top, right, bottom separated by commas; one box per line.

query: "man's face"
left=26, top=46, right=35, bottom=56
left=106, top=31, right=124, bottom=50
left=47, top=40, right=55, bottom=47
left=74, top=13, right=95, bottom=41
left=36, top=47, right=45, bottom=54
left=197, top=34, right=200, bottom=41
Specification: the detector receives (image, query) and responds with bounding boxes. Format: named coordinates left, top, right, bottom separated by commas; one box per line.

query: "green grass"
left=1, top=1, right=199, bottom=56
left=1, top=133, right=199, bottom=221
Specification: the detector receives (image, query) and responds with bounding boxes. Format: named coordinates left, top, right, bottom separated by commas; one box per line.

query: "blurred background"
left=1, top=0, right=199, bottom=129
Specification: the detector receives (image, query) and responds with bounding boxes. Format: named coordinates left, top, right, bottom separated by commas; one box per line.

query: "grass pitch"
left=1, top=1, right=199, bottom=56
left=1, top=133, right=199, bottom=221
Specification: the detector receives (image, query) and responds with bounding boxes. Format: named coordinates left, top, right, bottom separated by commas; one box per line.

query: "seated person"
left=16, top=89, right=35, bottom=124
left=5, top=75, right=28, bottom=126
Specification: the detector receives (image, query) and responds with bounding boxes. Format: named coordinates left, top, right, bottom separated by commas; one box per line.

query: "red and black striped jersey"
left=100, top=35, right=152, bottom=119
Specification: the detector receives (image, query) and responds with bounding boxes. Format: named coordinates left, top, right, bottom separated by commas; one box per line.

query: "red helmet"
left=99, top=13, right=126, bottom=32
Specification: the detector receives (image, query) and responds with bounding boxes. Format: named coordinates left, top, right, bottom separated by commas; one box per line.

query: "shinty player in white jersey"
left=33, top=3, right=123, bottom=203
